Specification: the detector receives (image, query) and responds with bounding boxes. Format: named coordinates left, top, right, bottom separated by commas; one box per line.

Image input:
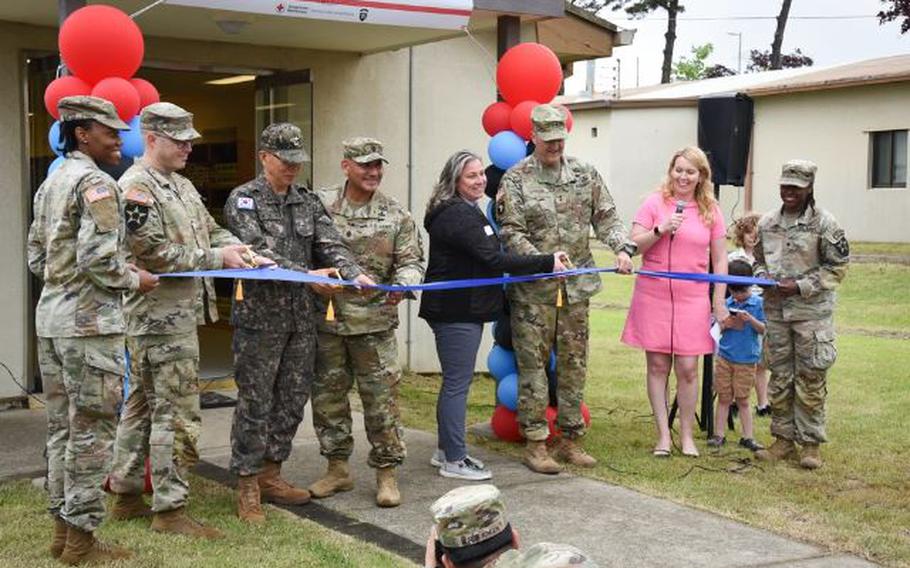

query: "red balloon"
left=482, top=101, right=513, bottom=137
left=91, top=78, right=140, bottom=122
left=496, top=43, right=563, bottom=107
left=130, top=78, right=160, bottom=109
left=44, top=76, right=92, bottom=119
left=546, top=403, right=592, bottom=441
left=509, top=100, right=539, bottom=140
left=59, top=5, right=144, bottom=84
left=491, top=405, right=524, bottom=443
left=556, top=104, right=574, bottom=133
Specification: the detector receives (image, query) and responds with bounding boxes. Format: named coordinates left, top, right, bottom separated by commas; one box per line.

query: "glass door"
left=255, top=70, right=314, bottom=187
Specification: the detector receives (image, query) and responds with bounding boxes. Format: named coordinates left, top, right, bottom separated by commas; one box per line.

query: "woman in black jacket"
left=419, top=150, right=567, bottom=481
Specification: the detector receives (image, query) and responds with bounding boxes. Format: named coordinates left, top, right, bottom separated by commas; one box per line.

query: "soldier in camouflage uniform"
left=496, top=104, right=636, bottom=474
left=428, top=484, right=519, bottom=567
left=308, top=137, right=424, bottom=508
left=27, top=96, right=157, bottom=564
left=753, top=160, right=849, bottom=470
left=108, top=102, right=256, bottom=539
left=223, top=123, right=370, bottom=523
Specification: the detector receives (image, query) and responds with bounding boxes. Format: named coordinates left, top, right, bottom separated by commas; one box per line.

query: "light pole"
left=727, top=32, right=742, bottom=74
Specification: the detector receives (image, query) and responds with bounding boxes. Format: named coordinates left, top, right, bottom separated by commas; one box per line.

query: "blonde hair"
left=660, top=146, right=717, bottom=227
left=730, top=212, right=761, bottom=247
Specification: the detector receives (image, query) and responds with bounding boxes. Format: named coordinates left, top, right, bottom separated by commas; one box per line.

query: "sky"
left=564, top=0, right=909, bottom=94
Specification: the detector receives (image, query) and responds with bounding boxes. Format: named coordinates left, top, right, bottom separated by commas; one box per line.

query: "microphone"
left=671, top=200, right=685, bottom=239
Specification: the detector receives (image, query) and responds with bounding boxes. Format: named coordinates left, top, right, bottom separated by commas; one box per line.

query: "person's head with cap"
left=778, top=159, right=817, bottom=215
left=341, top=137, right=388, bottom=201
left=430, top=484, right=519, bottom=568
left=58, top=95, right=129, bottom=165
left=530, top=104, right=569, bottom=168
left=141, top=102, right=201, bottom=174
left=492, top=542, right=598, bottom=568
left=258, top=122, right=309, bottom=192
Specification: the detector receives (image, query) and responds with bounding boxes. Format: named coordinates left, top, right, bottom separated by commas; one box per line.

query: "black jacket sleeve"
left=431, top=202, right=554, bottom=275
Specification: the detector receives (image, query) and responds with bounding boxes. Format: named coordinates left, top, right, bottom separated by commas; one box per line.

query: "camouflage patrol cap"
left=58, top=95, right=130, bottom=130
left=531, top=104, right=568, bottom=141
left=779, top=159, right=817, bottom=189
left=260, top=122, right=310, bottom=164
left=343, top=137, right=388, bottom=164
left=141, top=102, right=201, bottom=141
left=493, top=542, right=599, bottom=568
left=431, top=484, right=508, bottom=549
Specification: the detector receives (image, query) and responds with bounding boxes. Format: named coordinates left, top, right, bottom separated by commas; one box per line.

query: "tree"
left=672, top=44, right=736, bottom=81
left=747, top=48, right=813, bottom=72
left=572, top=1, right=685, bottom=84
left=770, top=0, right=793, bottom=70
left=878, top=0, right=910, bottom=33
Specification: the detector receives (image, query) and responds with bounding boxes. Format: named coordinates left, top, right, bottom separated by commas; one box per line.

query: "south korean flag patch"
left=237, top=197, right=255, bottom=210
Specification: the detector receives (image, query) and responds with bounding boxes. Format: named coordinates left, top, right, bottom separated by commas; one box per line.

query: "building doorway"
left=25, top=55, right=313, bottom=389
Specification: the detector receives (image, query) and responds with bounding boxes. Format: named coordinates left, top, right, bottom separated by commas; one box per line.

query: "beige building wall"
left=751, top=84, right=910, bottom=242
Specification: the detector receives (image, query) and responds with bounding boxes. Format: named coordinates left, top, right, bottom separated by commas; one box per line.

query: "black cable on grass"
left=1, top=361, right=45, bottom=408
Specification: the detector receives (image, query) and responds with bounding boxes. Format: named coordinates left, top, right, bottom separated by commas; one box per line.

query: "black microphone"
left=671, top=200, right=685, bottom=239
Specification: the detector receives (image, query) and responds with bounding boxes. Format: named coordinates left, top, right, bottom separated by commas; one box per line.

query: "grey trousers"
left=429, top=321, right=484, bottom=462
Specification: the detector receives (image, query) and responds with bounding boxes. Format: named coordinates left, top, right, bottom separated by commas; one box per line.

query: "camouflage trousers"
left=109, top=333, right=200, bottom=513
left=229, top=328, right=314, bottom=476
left=313, top=330, right=405, bottom=468
left=766, top=316, right=837, bottom=445
left=511, top=300, right=589, bottom=442
left=40, top=335, right=125, bottom=532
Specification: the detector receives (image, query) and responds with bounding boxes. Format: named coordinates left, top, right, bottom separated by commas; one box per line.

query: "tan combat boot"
left=755, top=437, right=796, bottom=462
left=375, top=467, right=401, bottom=508
left=237, top=475, right=265, bottom=524
left=799, top=444, right=823, bottom=470
left=308, top=459, right=355, bottom=499
left=523, top=440, right=562, bottom=474
left=551, top=437, right=598, bottom=468
left=59, top=526, right=133, bottom=565
left=258, top=460, right=310, bottom=505
left=49, top=516, right=68, bottom=558
left=151, top=507, right=223, bottom=539
left=109, top=492, right=153, bottom=521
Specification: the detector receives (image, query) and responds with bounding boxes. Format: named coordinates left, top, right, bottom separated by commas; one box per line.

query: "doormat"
left=200, top=391, right=237, bottom=409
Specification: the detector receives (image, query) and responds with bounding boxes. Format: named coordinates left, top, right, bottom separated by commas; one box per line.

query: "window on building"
left=871, top=130, right=908, bottom=188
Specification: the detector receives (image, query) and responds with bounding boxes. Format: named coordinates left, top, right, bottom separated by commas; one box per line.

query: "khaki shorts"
left=714, top=356, right=756, bottom=401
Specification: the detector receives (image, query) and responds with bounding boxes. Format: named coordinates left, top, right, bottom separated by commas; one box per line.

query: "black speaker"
left=697, top=94, right=754, bottom=187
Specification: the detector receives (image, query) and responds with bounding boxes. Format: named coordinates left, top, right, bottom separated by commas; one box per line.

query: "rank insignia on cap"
left=237, top=197, right=255, bottom=210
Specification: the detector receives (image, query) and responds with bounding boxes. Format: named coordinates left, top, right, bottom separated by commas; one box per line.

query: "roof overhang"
left=0, top=1, right=631, bottom=60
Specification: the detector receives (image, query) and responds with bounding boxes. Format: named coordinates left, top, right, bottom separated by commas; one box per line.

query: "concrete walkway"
left=1, top=401, right=875, bottom=567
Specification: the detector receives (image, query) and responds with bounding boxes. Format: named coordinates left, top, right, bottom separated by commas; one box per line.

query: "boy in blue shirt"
left=709, top=260, right=767, bottom=451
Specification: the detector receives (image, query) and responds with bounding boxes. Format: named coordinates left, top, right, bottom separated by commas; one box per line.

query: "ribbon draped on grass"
left=160, top=266, right=777, bottom=290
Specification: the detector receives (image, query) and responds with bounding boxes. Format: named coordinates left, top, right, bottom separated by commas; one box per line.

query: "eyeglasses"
left=153, top=134, right=192, bottom=150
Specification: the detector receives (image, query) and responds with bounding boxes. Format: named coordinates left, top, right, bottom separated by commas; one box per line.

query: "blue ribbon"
left=161, top=266, right=776, bottom=290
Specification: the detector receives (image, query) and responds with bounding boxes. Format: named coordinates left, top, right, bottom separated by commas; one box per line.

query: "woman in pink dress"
left=621, top=147, right=729, bottom=457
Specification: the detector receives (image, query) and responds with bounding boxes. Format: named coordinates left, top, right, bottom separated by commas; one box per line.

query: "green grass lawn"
left=0, top=475, right=414, bottom=568
left=400, top=250, right=910, bottom=567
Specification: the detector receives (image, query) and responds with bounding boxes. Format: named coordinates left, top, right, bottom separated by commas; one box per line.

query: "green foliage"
left=672, top=43, right=716, bottom=81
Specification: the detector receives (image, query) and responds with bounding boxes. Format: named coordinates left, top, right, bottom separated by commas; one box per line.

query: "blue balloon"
left=487, top=344, right=517, bottom=381
left=120, top=116, right=144, bottom=158
left=488, top=130, right=526, bottom=171
left=485, top=199, right=500, bottom=233
left=48, top=121, right=64, bottom=156
left=47, top=156, right=65, bottom=177
left=496, top=373, right=519, bottom=412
